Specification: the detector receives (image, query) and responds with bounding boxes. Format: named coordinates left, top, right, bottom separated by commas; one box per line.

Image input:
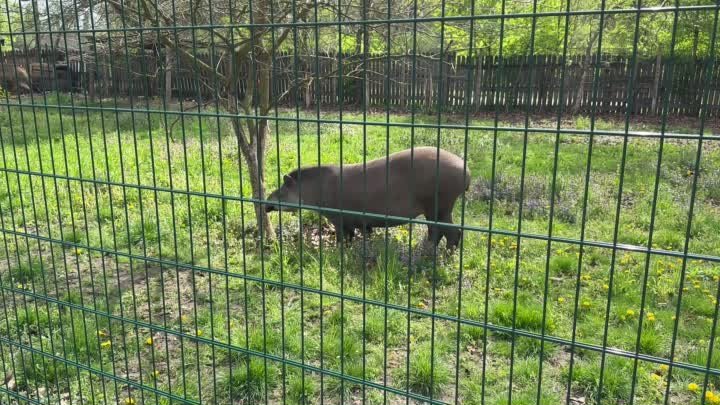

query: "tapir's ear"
left=283, top=174, right=295, bottom=185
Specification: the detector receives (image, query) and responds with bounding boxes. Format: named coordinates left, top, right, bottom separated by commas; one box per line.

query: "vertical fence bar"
left=537, top=1, right=572, bottom=403
left=668, top=5, right=720, bottom=405
left=482, top=1, right=506, bottom=404
left=564, top=2, right=607, bottom=403
left=508, top=2, right=539, bottom=403
left=628, top=2, right=681, bottom=403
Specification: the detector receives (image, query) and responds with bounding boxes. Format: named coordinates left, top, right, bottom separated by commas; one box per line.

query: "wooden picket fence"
left=3, top=47, right=720, bottom=116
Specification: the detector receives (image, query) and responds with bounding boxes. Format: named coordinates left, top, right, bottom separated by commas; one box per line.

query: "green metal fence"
left=1, top=1, right=720, bottom=404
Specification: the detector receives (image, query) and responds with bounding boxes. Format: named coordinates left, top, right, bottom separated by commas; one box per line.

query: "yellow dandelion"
left=582, top=301, right=591, bottom=309
left=418, top=301, right=427, bottom=309
left=659, top=364, right=669, bottom=373
left=557, top=297, right=565, bottom=304
left=672, top=315, right=677, bottom=321
left=626, top=309, right=635, bottom=317
left=706, top=391, right=716, bottom=402
left=100, top=340, right=111, bottom=349
left=650, top=373, right=662, bottom=382
left=196, top=329, right=203, bottom=337
left=688, top=382, right=699, bottom=392
left=647, top=312, right=656, bottom=322
left=152, top=370, right=160, bottom=378
left=145, top=337, right=153, bottom=346
left=603, top=284, right=609, bottom=291
left=97, top=330, right=108, bottom=338
left=124, top=398, right=136, bottom=405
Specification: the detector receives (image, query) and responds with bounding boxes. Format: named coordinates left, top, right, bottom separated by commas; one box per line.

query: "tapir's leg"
left=333, top=220, right=355, bottom=245
left=333, top=221, right=344, bottom=244
left=424, top=207, right=442, bottom=246
left=441, top=197, right=462, bottom=250
left=344, top=225, right=356, bottom=243
left=426, top=204, right=461, bottom=249
left=442, top=211, right=462, bottom=250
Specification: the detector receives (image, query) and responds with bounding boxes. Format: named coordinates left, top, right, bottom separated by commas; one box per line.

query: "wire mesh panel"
left=0, top=1, right=720, bottom=404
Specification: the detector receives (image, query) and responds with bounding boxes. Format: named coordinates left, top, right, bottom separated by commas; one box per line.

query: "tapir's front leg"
left=332, top=220, right=355, bottom=245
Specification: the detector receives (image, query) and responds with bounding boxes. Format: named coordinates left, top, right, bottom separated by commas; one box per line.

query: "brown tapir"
left=266, top=146, right=471, bottom=248
left=0, top=64, right=31, bottom=94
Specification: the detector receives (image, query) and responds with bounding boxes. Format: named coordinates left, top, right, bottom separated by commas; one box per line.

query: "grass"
left=0, top=96, right=718, bottom=404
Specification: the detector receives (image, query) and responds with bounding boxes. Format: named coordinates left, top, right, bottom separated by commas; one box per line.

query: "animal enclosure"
left=1, top=2, right=720, bottom=405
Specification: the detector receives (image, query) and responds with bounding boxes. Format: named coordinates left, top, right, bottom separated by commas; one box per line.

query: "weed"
left=401, top=342, right=452, bottom=397
left=491, top=302, right=555, bottom=334
left=218, top=358, right=273, bottom=403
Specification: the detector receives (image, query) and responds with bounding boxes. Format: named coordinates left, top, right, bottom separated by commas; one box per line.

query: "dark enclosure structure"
left=1, top=1, right=720, bottom=405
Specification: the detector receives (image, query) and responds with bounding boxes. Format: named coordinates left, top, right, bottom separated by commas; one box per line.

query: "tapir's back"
left=370, top=146, right=469, bottom=197
left=336, top=147, right=470, bottom=219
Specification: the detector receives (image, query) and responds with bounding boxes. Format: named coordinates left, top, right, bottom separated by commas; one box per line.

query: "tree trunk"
left=305, top=74, right=313, bottom=109
left=164, top=47, right=173, bottom=101
left=231, top=116, right=276, bottom=243
left=573, top=55, right=588, bottom=114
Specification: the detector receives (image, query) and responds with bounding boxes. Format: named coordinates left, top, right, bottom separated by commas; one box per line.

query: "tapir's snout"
left=265, top=191, right=280, bottom=212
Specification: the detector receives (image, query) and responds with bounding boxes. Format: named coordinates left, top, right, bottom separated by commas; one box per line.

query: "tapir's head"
left=266, top=174, right=301, bottom=213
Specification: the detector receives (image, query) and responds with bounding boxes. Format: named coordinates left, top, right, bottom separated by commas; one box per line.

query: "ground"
left=0, top=95, right=719, bottom=405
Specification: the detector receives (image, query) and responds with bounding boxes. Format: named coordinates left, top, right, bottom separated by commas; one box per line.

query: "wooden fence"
left=3, top=48, right=720, bottom=116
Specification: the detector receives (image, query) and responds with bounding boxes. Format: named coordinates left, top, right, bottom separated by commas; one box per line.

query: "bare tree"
left=98, top=0, right=320, bottom=242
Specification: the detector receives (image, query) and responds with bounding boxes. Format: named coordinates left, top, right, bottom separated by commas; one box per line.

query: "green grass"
left=0, top=99, right=718, bottom=404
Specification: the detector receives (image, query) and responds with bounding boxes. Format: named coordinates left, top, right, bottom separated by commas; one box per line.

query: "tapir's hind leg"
left=424, top=206, right=446, bottom=247
left=333, top=220, right=357, bottom=245
left=425, top=204, right=461, bottom=250
left=443, top=196, right=463, bottom=250
left=443, top=212, right=462, bottom=250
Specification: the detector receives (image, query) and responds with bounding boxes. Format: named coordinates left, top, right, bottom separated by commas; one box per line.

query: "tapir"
left=266, top=146, right=471, bottom=248
left=0, top=64, right=31, bottom=94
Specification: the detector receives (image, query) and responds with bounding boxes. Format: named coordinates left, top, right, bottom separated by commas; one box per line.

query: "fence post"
left=425, top=61, right=433, bottom=109
left=473, top=54, right=483, bottom=111
left=165, top=46, right=173, bottom=102
left=651, top=53, right=662, bottom=114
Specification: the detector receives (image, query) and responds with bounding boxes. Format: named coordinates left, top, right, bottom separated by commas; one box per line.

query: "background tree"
left=94, top=0, right=322, bottom=242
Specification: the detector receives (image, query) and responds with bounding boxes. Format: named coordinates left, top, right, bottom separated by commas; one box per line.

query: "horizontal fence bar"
left=0, top=386, right=57, bottom=405
left=0, top=284, right=451, bottom=405
left=1, top=169, right=718, bottom=264
left=0, top=4, right=719, bottom=36
left=2, top=265, right=719, bottom=380
left=1, top=101, right=719, bottom=141
left=0, top=334, right=200, bottom=404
